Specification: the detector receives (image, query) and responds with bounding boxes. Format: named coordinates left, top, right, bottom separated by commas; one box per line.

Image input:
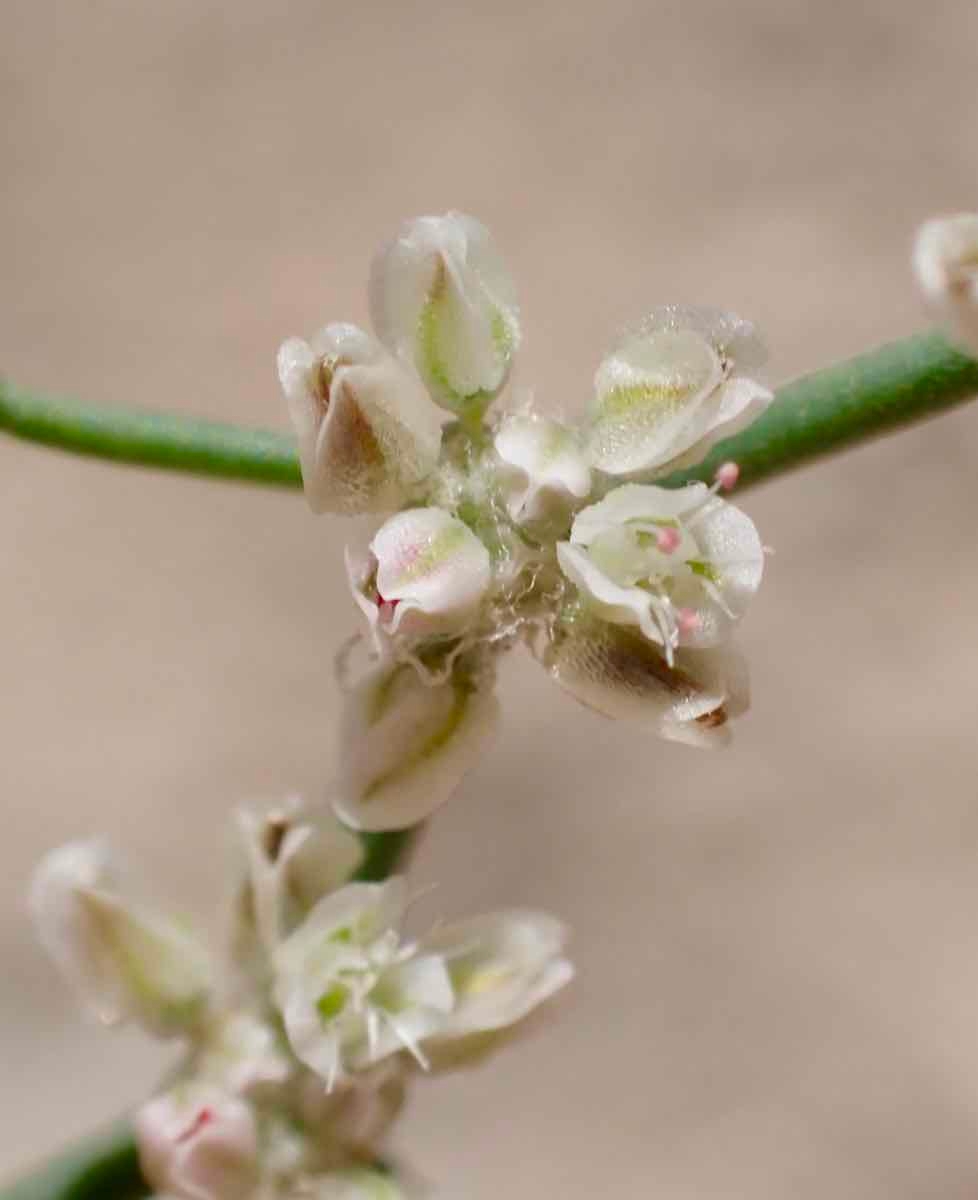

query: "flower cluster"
left=281, top=213, right=774, bottom=830
left=30, top=797, right=571, bottom=1199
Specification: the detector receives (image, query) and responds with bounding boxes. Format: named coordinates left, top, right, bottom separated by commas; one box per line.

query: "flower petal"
left=493, top=413, right=592, bottom=522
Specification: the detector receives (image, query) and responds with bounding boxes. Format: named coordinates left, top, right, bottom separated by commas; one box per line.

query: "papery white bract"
left=369, top=212, right=520, bottom=420
left=913, top=214, right=978, bottom=356
left=331, top=656, right=499, bottom=832
left=135, top=1084, right=259, bottom=1200
left=278, top=323, right=443, bottom=515
left=493, top=413, right=592, bottom=524
left=347, top=507, right=492, bottom=646
left=556, top=482, right=762, bottom=665
left=273, top=879, right=454, bottom=1084
left=29, top=840, right=213, bottom=1037
left=587, top=306, right=772, bottom=477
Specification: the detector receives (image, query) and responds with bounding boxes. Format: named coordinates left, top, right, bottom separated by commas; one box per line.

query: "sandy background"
left=4, top=1, right=978, bottom=1196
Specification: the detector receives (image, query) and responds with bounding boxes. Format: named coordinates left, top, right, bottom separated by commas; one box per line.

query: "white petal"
left=424, top=910, right=572, bottom=1036
left=369, top=508, right=491, bottom=638
left=369, top=212, right=520, bottom=417
left=556, top=542, right=666, bottom=646
left=662, top=376, right=774, bottom=473
left=683, top=495, right=764, bottom=643
left=493, top=414, right=592, bottom=522
left=331, top=660, right=499, bottom=832
left=277, top=323, right=442, bottom=515
left=30, top=841, right=213, bottom=1037
left=569, top=482, right=709, bottom=545
left=913, top=214, right=978, bottom=355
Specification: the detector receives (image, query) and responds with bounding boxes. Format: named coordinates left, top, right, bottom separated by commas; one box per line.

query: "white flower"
left=369, top=212, right=520, bottom=420
left=913, top=213, right=978, bottom=355
left=29, top=840, right=213, bottom=1037
left=331, top=657, right=499, bottom=832
left=587, top=306, right=772, bottom=477
left=492, top=413, right=592, bottom=523
left=135, top=1083, right=259, bottom=1200
left=346, top=507, right=492, bottom=646
left=235, top=797, right=363, bottom=953
left=533, top=615, right=748, bottom=748
left=273, top=879, right=455, bottom=1085
left=190, top=1010, right=292, bottom=1098
left=556, top=482, right=763, bottom=665
left=277, top=323, right=443, bottom=514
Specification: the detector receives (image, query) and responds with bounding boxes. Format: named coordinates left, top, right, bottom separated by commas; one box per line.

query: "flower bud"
left=277, top=323, right=442, bottom=514
left=533, top=614, right=748, bottom=747
left=369, top=212, right=520, bottom=419
left=135, top=1084, right=259, bottom=1200
left=587, top=306, right=772, bottom=477
left=331, top=657, right=499, bottom=831
left=29, top=840, right=213, bottom=1037
left=556, top=482, right=763, bottom=664
left=913, top=213, right=978, bottom=355
left=346, top=507, right=492, bottom=645
left=493, top=413, right=592, bottom=524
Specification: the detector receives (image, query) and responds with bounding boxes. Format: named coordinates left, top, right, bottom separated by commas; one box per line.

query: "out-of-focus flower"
left=331, top=656, right=499, bottom=832
left=533, top=614, right=749, bottom=748
left=587, top=306, right=772, bottom=477
left=235, top=797, right=363, bottom=954
left=556, top=482, right=762, bottom=665
left=273, top=879, right=454, bottom=1085
left=29, top=840, right=213, bottom=1037
left=369, top=212, right=520, bottom=420
left=913, top=213, right=978, bottom=356
left=298, top=1168, right=410, bottom=1199
left=493, top=413, right=592, bottom=524
left=347, top=507, right=492, bottom=647
left=278, top=323, right=443, bottom=514
left=297, top=1058, right=409, bottom=1161
left=189, top=1010, right=292, bottom=1098
left=135, top=1083, right=259, bottom=1200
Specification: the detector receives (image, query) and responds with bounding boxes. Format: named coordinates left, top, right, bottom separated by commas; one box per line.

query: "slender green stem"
left=4, top=332, right=978, bottom=495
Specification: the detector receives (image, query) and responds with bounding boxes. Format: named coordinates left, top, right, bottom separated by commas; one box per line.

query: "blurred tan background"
left=4, top=1, right=978, bottom=1196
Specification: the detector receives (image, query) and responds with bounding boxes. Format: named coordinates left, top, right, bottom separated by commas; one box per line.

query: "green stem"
left=3, top=332, right=978, bottom=495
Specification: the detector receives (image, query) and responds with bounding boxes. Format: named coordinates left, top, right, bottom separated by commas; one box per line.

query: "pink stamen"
left=715, top=461, right=739, bottom=491
left=656, top=527, right=681, bottom=554
left=677, top=607, right=701, bottom=635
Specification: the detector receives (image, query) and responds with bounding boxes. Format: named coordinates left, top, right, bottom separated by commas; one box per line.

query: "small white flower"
left=913, top=213, right=978, bottom=355
left=190, top=1010, right=292, bottom=1098
left=534, top=616, right=748, bottom=748
left=278, top=323, right=443, bottom=514
left=587, top=306, right=772, bottom=477
left=235, top=797, right=363, bottom=953
left=273, top=879, right=455, bottom=1085
left=331, top=657, right=499, bottom=832
left=30, top=840, right=213, bottom=1037
left=556, top=482, right=763, bottom=665
left=493, top=413, right=592, bottom=523
left=369, top=212, right=520, bottom=420
left=346, top=507, right=492, bottom=646
left=135, top=1083, right=259, bottom=1200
